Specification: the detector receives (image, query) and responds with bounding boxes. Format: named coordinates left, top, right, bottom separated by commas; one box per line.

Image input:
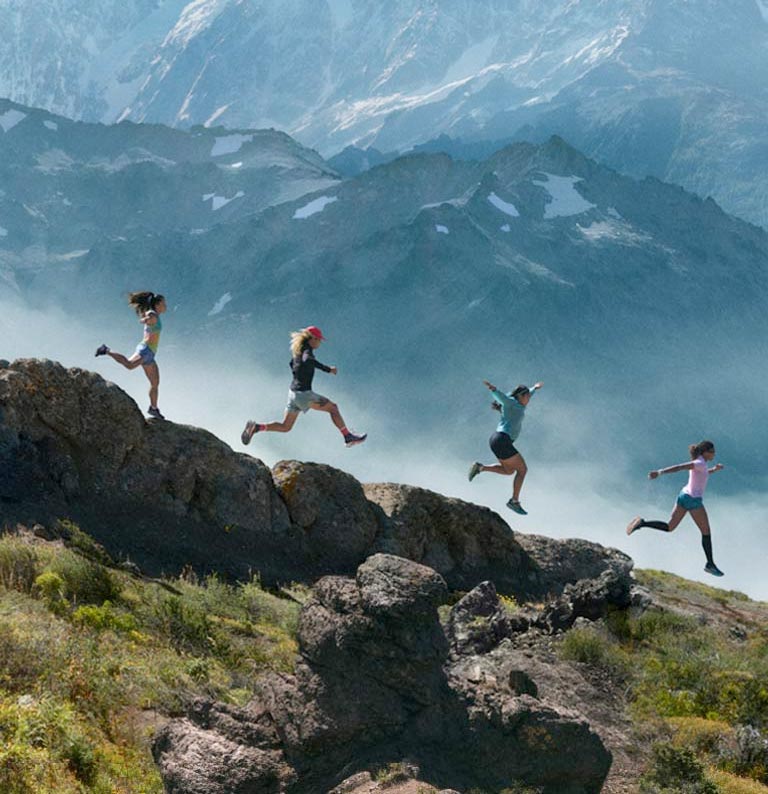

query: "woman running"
left=626, top=440, right=725, bottom=576
left=241, top=326, right=366, bottom=447
left=95, top=291, right=166, bottom=419
left=468, top=379, right=543, bottom=514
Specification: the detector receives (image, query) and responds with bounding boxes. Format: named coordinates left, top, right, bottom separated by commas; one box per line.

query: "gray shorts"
left=286, top=389, right=329, bottom=414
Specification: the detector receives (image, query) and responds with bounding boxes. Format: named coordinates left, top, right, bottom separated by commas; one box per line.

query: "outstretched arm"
left=648, top=461, right=695, bottom=480
left=708, top=463, right=724, bottom=474
left=483, top=380, right=513, bottom=407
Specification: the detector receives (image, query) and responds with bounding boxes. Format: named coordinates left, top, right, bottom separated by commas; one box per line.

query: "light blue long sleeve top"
left=491, top=386, right=538, bottom=440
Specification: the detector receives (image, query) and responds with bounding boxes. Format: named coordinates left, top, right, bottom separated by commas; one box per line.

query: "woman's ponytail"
left=689, top=440, right=715, bottom=459
left=128, top=291, right=164, bottom=315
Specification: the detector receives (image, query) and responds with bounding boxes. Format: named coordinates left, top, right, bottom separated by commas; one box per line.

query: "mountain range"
left=4, top=102, right=766, bottom=482
left=2, top=0, right=768, bottom=227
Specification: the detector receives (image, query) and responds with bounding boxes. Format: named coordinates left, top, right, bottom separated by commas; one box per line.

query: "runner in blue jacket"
left=468, top=379, right=543, bottom=514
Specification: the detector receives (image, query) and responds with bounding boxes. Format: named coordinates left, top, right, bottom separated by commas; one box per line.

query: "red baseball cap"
left=305, top=325, right=326, bottom=340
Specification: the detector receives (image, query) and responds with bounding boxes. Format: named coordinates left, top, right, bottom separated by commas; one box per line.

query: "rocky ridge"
left=0, top=358, right=629, bottom=600
left=0, top=358, right=666, bottom=792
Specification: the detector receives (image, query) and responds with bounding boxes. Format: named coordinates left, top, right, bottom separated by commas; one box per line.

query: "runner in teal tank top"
left=95, top=291, right=167, bottom=419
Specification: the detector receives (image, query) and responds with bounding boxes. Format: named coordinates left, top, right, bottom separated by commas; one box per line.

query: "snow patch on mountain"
left=165, top=0, right=230, bottom=48
left=0, top=227, right=8, bottom=238
left=208, top=292, right=232, bottom=316
left=500, top=224, right=511, bottom=232
left=203, top=191, right=245, bottom=211
left=211, top=134, right=254, bottom=157
left=534, top=175, right=595, bottom=218
left=488, top=192, right=520, bottom=217
left=43, top=120, right=58, bottom=131
left=35, top=150, right=75, bottom=173
left=0, top=109, right=26, bottom=132
left=579, top=220, right=651, bottom=246
left=293, top=195, right=338, bottom=219
left=435, top=224, right=449, bottom=234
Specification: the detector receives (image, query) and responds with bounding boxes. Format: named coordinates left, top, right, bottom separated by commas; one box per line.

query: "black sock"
left=702, top=534, right=715, bottom=566
left=640, top=520, right=670, bottom=531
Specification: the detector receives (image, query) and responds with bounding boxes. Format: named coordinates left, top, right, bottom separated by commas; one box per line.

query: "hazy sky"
left=4, top=295, right=766, bottom=601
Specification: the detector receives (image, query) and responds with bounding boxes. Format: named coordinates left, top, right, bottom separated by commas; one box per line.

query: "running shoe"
left=468, top=461, right=482, bottom=482
left=704, top=562, right=725, bottom=577
left=626, top=516, right=643, bottom=536
left=506, top=499, right=528, bottom=515
left=148, top=406, right=165, bottom=420
left=95, top=344, right=109, bottom=357
left=241, top=420, right=258, bottom=445
left=344, top=432, right=367, bottom=447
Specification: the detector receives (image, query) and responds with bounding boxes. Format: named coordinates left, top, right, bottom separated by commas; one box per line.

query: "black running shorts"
left=489, top=431, right=519, bottom=461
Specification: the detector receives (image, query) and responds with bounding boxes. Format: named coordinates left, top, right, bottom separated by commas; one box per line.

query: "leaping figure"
left=626, top=440, right=725, bottom=577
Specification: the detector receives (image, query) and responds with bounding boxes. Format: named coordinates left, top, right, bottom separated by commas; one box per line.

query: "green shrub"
left=0, top=536, right=39, bottom=593
left=45, top=551, right=120, bottom=606
left=559, top=627, right=630, bottom=679
left=34, top=572, right=68, bottom=615
left=374, top=761, right=411, bottom=786
left=640, top=744, right=719, bottom=793
left=72, top=601, right=138, bottom=633
left=151, top=595, right=213, bottom=653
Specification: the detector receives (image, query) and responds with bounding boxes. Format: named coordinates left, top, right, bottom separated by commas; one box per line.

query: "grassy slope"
left=1, top=524, right=768, bottom=794
left=0, top=526, right=302, bottom=793
left=559, top=569, right=768, bottom=794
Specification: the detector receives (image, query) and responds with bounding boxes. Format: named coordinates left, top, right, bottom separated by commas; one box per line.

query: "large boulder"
left=155, top=554, right=612, bottom=794
left=364, top=483, right=542, bottom=600
left=271, top=460, right=381, bottom=578
left=514, top=533, right=633, bottom=596
left=0, top=359, right=292, bottom=582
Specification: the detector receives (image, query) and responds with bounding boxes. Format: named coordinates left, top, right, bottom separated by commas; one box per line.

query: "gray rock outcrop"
left=1, top=359, right=631, bottom=602
left=153, top=554, right=612, bottom=794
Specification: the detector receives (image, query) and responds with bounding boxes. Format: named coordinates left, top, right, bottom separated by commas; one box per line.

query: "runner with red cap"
left=241, top=326, right=367, bottom=447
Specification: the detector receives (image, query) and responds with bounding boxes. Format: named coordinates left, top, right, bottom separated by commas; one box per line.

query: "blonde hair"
left=290, top=329, right=315, bottom=357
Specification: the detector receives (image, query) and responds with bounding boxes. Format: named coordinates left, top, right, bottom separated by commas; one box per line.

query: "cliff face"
left=0, top=359, right=628, bottom=600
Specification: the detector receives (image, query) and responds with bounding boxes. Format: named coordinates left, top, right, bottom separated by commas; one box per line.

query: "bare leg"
left=263, top=411, right=300, bottom=433
left=310, top=399, right=346, bottom=431
left=666, top=503, right=688, bottom=532
left=107, top=351, right=143, bottom=370
left=143, top=362, right=159, bottom=408
left=688, top=506, right=712, bottom=536
left=479, top=464, right=510, bottom=475
left=504, top=454, right=528, bottom=502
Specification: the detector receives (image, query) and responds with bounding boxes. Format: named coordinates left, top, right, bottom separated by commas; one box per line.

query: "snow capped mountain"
left=2, top=0, right=768, bottom=227
left=15, top=133, right=765, bottom=475
left=0, top=97, right=338, bottom=290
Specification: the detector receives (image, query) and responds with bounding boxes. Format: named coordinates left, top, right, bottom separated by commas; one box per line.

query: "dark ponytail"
left=128, top=291, right=165, bottom=315
left=689, top=440, right=714, bottom=459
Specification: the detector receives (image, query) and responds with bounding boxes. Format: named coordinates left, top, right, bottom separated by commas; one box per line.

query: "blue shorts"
left=677, top=491, right=703, bottom=511
left=286, top=389, right=328, bottom=414
left=134, top=344, right=156, bottom=366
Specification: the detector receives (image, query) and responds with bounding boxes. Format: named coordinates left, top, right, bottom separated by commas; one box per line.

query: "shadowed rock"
left=154, top=554, right=612, bottom=794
